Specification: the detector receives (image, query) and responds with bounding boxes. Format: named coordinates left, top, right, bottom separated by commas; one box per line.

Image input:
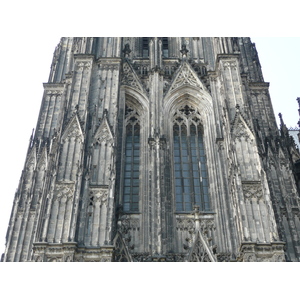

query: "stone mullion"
left=49, top=94, right=62, bottom=138
left=69, top=162, right=83, bottom=243
left=18, top=205, right=35, bottom=261
left=106, top=69, right=113, bottom=114
left=8, top=214, right=22, bottom=261
left=246, top=196, right=258, bottom=242
left=61, top=138, right=70, bottom=180
left=237, top=180, right=251, bottom=241
left=15, top=204, right=31, bottom=262
left=258, top=196, right=270, bottom=242
left=56, top=199, right=68, bottom=243
left=59, top=199, right=68, bottom=243
left=70, top=137, right=80, bottom=181
left=56, top=38, right=67, bottom=82
left=61, top=197, right=71, bottom=242
left=209, top=76, right=223, bottom=139
left=39, top=94, right=52, bottom=139
left=99, top=142, right=106, bottom=185
left=99, top=69, right=107, bottom=117
left=64, top=136, right=75, bottom=180
left=54, top=198, right=64, bottom=243
left=43, top=94, right=55, bottom=138
left=91, top=201, right=100, bottom=245
left=246, top=140, right=256, bottom=180
left=99, top=203, right=107, bottom=245
left=71, top=64, right=84, bottom=112
left=215, top=142, right=237, bottom=252
left=20, top=212, right=35, bottom=261
left=3, top=193, right=19, bottom=261
left=79, top=65, right=90, bottom=120
left=41, top=179, right=55, bottom=242
left=101, top=68, right=109, bottom=112
left=48, top=198, right=59, bottom=243
left=47, top=94, right=59, bottom=138
left=253, top=197, right=264, bottom=242
left=93, top=145, right=99, bottom=184
left=103, top=144, right=109, bottom=185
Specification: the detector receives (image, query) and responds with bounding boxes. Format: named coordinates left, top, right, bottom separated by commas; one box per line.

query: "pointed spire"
left=297, top=97, right=300, bottom=128
left=122, top=43, right=131, bottom=58
left=180, top=44, right=189, bottom=60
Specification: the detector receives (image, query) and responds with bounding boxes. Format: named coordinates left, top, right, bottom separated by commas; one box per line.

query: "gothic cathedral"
left=3, top=37, right=300, bottom=262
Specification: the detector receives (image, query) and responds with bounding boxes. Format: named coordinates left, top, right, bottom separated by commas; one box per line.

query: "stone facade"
left=2, top=37, right=300, bottom=262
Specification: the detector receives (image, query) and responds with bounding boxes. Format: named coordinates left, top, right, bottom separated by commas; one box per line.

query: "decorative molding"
left=242, top=181, right=263, bottom=201
left=121, top=61, right=145, bottom=94
left=61, top=114, right=84, bottom=142
left=168, top=62, right=205, bottom=93
left=89, top=187, right=108, bottom=206
left=93, top=114, right=114, bottom=145
left=54, top=183, right=75, bottom=203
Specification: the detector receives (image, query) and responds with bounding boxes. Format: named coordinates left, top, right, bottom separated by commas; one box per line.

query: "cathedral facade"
left=2, top=37, right=300, bottom=262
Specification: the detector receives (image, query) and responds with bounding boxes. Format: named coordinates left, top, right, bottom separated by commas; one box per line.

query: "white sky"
left=0, top=1, right=299, bottom=296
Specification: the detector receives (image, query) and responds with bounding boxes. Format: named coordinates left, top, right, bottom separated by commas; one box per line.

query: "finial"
left=122, top=43, right=131, bottom=57
left=278, top=113, right=283, bottom=122
left=180, top=44, right=189, bottom=58
left=297, top=98, right=300, bottom=127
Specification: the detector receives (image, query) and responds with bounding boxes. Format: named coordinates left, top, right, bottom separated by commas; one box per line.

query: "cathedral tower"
left=3, top=37, right=300, bottom=262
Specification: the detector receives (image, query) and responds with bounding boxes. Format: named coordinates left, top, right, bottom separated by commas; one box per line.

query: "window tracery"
left=173, top=105, right=210, bottom=212
left=122, top=104, right=140, bottom=212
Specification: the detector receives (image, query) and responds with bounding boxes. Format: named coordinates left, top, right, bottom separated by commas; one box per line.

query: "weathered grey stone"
left=2, top=37, right=300, bottom=262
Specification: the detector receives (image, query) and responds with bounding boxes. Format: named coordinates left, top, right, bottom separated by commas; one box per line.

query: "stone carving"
left=54, top=183, right=74, bottom=203
left=89, top=188, right=108, bottom=206
left=121, top=62, right=144, bottom=93
left=232, top=116, right=252, bottom=140
left=131, top=253, right=186, bottom=262
left=76, top=61, right=91, bottom=71
left=169, top=63, right=203, bottom=92
left=242, top=182, right=263, bottom=201
left=176, top=218, right=195, bottom=233
left=93, top=116, right=113, bottom=145
left=188, top=232, right=215, bottom=262
left=113, top=234, right=132, bottom=262
left=61, top=114, right=83, bottom=141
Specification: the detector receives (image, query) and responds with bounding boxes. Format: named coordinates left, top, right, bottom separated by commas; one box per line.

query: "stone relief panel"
left=242, top=182, right=263, bottom=201
left=117, top=214, right=140, bottom=252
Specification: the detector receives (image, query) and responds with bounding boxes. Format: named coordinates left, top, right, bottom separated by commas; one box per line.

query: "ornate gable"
left=231, top=108, right=254, bottom=141
left=93, top=113, right=114, bottom=145
left=167, top=61, right=207, bottom=94
left=25, top=146, right=37, bottom=170
left=36, top=146, right=48, bottom=170
left=187, top=231, right=217, bottom=262
left=121, top=61, right=145, bottom=94
left=61, top=114, right=83, bottom=142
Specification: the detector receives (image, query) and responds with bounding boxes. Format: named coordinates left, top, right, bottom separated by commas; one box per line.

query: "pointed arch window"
left=162, top=37, right=169, bottom=57
left=123, top=105, right=140, bottom=212
left=173, top=105, right=210, bottom=212
left=142, top=37, right=149, bottom=58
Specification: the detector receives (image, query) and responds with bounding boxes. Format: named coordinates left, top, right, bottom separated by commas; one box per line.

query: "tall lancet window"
left=123, top=105, right=140, bottom=212
left=173, top=105, right=210, bottom=212
left=142, top=37, right=149, bottom=57
left=162, top=37, right=169, bottom=57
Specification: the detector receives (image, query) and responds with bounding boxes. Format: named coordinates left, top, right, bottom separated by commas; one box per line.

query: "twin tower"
left=3, top=37, right=300, bottom=262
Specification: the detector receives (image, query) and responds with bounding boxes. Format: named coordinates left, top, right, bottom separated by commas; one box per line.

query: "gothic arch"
left=117, top=88, right=149, bottom=214
left=122, top=85, right=149, bottom=113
